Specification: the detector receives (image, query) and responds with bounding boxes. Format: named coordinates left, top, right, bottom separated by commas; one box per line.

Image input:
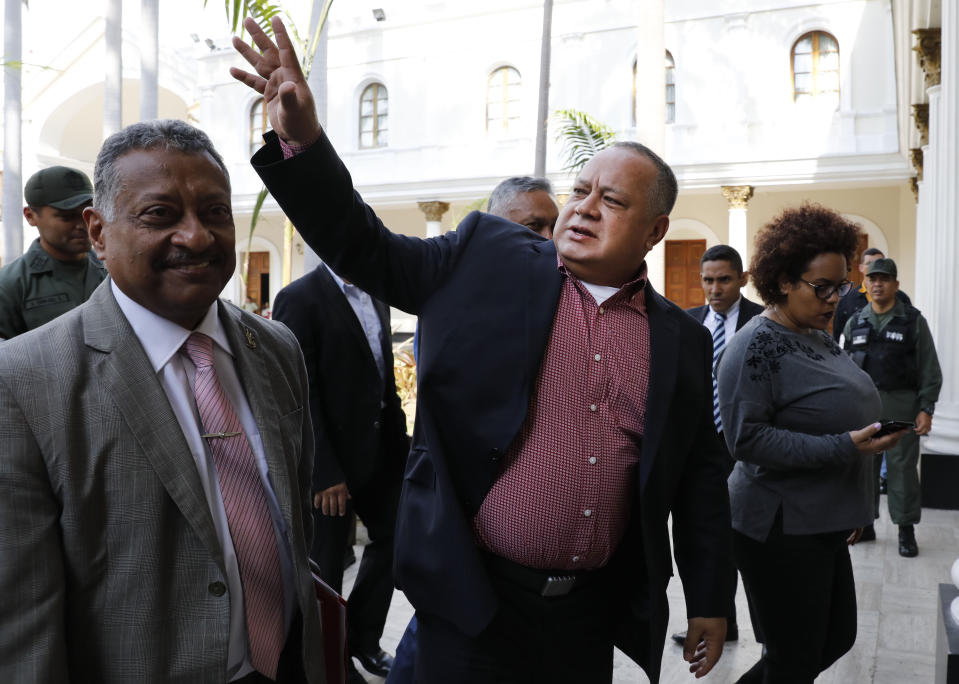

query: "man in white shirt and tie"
left=0, top=119, right=326, bottom=683
left=673, top=244, right=765, bottom=649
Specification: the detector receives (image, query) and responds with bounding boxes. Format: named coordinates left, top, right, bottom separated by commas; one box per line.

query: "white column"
left=3, top=0, right=23, bottom=264
left=417, top=201, right=449, bottom=238
left=721, top=186, right=754, bottom=266
left=634, top=1, right=665, bottom=155
left=923, top=8, right=959, bottom=454
left=139, top=0, right=159, bottom=121
left=104, top=0, right=123, bottom=138
left=915, top=87, right=938, bottom=320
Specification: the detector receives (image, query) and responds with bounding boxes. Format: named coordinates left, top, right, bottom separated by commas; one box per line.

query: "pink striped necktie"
left=183, top=332, right=285, bottom=679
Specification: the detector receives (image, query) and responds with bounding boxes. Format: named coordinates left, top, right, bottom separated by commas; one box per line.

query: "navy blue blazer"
left=254, top=132, right=732, bottom=683
left=273, top=265, right=409, bottom=494
left=686, top=296, right=765, bottom=332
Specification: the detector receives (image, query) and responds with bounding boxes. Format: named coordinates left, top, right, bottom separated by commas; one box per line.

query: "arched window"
left=359, top=83, right=389, bottom=149
left=249, top=98, right=268, bottom=156
left=486, top=66, right=521, bottom=134
left=792, top=31, right=839, bottom=105
left=631, top=51, right=676, bottom=126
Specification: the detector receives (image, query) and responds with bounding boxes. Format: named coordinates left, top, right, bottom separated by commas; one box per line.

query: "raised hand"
left=230, top=16, right=321, bottom=147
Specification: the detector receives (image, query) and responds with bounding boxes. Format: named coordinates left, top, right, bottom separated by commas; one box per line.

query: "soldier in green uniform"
left=0, top=166, right=106, bottom=340
left=843, top=258, right=942, bottom=557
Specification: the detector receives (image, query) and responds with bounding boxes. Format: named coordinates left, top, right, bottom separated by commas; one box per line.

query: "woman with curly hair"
left=716, top=204, right=906, bottom=683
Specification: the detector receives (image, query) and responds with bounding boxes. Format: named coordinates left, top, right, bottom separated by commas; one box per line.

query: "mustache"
left=158, top=250, right=227, bottom=268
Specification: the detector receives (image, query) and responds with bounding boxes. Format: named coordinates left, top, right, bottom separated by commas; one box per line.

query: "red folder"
left=311, top=559, right=348, bottom=684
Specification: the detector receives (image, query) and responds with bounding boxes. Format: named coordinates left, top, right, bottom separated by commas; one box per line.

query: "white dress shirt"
left=111, top=282, right=296, bottom=681
left=706, top=296, right=742, bottom=341
left=326, top=264, right=387, bottom=379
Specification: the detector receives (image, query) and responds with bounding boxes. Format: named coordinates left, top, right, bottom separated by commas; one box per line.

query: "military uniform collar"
left=24, top=238, right=54, bottom=275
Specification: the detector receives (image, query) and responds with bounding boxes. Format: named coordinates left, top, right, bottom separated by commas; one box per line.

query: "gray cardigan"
left=717, top=315, right=881, bottom=542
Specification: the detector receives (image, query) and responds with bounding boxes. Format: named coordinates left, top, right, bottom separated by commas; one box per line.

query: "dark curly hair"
left=750, top=203, right=862, bottom=305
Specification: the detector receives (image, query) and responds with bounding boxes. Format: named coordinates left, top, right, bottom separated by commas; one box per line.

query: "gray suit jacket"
left=0, top=280, right=326, bottom=683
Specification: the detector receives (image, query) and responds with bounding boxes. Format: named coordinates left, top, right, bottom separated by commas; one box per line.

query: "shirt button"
left=572, top=555, right=580, bottom=563
left=589, top=456, right=597, bottom=465
left=599, top=307, right=605, bottom=314
left=594, top=354, right=601, bottom=362
left=584, top=509, right=592, bottom=517
left=589, top=404, right=597, bottom=412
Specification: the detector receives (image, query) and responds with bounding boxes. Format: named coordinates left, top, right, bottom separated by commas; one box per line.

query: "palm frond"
left=451, top=196, right=489, bottom=225
left=222, top=0, right=284, bottom=38
left=552, top=108, right=616, bottom=174
left=241, top=186, right=271, bottom=284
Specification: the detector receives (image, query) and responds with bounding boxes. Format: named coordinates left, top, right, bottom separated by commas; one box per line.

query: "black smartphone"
left=874, top=420, right=915, bottom=438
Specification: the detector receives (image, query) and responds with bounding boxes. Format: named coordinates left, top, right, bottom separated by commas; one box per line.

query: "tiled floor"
left=344, top=503, right=959, bottom=683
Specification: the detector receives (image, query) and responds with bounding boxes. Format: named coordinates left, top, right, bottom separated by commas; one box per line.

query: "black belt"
left=483, top=552, right=600, bottom=598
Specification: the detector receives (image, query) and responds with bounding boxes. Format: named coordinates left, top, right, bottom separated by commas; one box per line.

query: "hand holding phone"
left=873, top=420, right=915, bottom=438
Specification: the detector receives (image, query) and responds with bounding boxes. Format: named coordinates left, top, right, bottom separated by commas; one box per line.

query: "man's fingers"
left=229, top=66, right=267, bottom=93
left=271, top=16, right=303, bottom=73
left=682, top=634, right=701, bottom=663
left=691, top=640, right=721, bottom=678
left=278, top=82, right=299, bottom=108
left=245, top=16, right=278, bottom=54
left=232, top=35, right=265, bottom=68
left=685, top=641, right=707, bottom=672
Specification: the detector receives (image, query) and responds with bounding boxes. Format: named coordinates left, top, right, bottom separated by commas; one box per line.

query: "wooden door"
left=245, top=251, right=270, bottom=308
left=664, top=239, right=706, bottom=309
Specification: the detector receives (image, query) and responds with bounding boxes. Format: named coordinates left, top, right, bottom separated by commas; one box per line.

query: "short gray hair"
left=487, top=176, right=555, bottom=217
left=610, top=141, right=677, bottom=217
left=93, top=119, right=229, bottom=221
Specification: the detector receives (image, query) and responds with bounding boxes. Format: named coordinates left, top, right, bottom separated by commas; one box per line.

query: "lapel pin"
left=243, top=327, right=257, bottom=350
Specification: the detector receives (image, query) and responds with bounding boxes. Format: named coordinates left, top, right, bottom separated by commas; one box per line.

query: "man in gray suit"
left=0, top=120, right=326, bottom=683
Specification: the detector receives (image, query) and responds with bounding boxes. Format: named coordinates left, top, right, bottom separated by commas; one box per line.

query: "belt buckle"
left=540, top=575, right=576, bottom=597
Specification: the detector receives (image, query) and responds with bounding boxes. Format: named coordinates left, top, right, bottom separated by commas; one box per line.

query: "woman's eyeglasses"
left=800, top=279, right=853, bottom=300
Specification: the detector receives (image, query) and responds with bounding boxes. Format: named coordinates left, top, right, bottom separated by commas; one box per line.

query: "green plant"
left=552, top=108, right=616, bottom=174
left=209, top=0, right=334, bottom=286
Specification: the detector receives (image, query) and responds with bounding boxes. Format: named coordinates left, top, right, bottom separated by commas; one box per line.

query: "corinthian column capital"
left=721, top=185, right=754, bottom=210
left=914, top=28, right=941, bottom=89
left=417, top=201, right=450, bottom=222
left=912, top=103, right=929, bottom=146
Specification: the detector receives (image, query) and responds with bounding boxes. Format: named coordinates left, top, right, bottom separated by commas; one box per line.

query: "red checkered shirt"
left=473, top=262, right=650, bottom=570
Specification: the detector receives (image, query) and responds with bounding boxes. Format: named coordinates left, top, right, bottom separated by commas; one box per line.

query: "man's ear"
left=739, top=271, right=749, bottom=287
left=646, top=215, right=670, bottom=250
left=84, top=206, right=107, bottom=260
left=22, top=206, right=39, bottom=227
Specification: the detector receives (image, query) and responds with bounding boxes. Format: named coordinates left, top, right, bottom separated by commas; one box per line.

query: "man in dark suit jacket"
left=685, top=244, right=765, bottom=334
left=233, top=18, right=732, bottom=683
left=273, top=264, right=409, bottom=682
left=675, top=243, right=764, bottom=647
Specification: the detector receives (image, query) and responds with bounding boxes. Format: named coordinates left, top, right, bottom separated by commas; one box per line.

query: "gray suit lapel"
left=82, top=282, right=223, bottom=565
left=218, top=303, right=294, bottom=527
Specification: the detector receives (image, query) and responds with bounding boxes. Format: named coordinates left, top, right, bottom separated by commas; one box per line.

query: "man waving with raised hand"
left=232, top=17, right=733, bottom=683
